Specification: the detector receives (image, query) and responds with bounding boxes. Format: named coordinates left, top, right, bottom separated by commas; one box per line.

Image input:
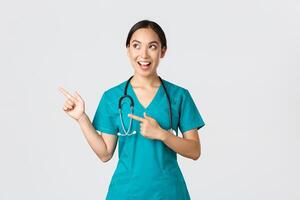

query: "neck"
left=130, top=73, right=161, bottom=88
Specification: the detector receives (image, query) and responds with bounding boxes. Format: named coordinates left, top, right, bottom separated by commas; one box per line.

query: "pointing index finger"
left=128, top=114, right=145, bottom=123
left=58, top=86, right=76, bottom=101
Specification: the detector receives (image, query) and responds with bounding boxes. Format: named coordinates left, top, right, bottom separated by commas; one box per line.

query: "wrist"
left=158, top=128, right=170, bottom=142
left=77, top=113, right=87, bottom=124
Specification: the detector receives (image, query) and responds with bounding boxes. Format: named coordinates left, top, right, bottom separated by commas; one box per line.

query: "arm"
left=128, top=112, right=201, bottom=160
left=159, top=128, right=201, bottom=160
left=77, top=113, right=118, bottom=162
left=58, top=87, right=117, bottom=163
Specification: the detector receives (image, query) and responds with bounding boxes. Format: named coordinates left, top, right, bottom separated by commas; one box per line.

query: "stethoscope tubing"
left=118, top=76, right=173, bottom=136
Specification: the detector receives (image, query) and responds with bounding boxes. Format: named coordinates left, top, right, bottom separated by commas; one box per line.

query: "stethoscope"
left=117, top=76, right=175, bottom=136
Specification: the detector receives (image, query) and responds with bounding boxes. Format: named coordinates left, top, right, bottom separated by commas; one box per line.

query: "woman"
left=59, top=20, right=205, bottom=200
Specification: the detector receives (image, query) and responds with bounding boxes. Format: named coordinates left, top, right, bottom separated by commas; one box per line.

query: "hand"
left=128, top=112, right=164, bottom=140
left=58, top=86, right=85, bottom=121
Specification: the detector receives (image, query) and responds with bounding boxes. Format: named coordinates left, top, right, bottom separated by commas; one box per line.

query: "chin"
left=135, top=70, right=157, bottom=78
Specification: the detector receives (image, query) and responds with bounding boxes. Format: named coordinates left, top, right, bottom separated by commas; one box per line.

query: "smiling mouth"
left=137, top=61, right=151, bottom=67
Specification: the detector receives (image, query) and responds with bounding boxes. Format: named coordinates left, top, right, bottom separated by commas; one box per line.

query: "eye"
left=149, top=44, right=157, bottom=50
left=132, top=43, right=140, bottom=49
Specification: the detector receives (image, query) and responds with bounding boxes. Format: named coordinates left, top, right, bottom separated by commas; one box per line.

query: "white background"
left=0, top=0, right=299, bottom=199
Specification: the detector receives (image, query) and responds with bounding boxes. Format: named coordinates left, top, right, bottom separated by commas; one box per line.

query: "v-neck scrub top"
left=92, top=79, right=205, bottom=200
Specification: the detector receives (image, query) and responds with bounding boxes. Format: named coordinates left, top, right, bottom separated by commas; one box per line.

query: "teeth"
left=138, top=61, right=150, bottom=65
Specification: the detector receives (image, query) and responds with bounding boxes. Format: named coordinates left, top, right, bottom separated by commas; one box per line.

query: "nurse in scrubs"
left=59, top=19, right=205, bottom=200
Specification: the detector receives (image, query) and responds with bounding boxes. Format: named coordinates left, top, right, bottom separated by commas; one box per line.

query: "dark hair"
left=125, top=20, right=167, bottom=49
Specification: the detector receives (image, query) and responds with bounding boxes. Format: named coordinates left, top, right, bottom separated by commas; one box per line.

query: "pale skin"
left=59, top=27, right=201, bottom=162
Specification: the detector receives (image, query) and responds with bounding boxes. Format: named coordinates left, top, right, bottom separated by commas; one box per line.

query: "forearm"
left=77, top=113, right=110, bottom=161
left=159, top=129, right=200, bottom=160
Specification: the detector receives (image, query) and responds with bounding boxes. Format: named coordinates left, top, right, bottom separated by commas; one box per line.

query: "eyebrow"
left=131, top=40, right=159, bottom=45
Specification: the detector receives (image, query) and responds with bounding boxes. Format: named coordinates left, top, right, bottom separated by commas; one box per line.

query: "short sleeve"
left=92, top=91, right=118, bottom=135
left=179, top=89, right=205, bottom=134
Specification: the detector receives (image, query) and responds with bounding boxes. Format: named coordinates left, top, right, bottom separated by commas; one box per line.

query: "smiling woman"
left=126, top=22, right=167, bottom=78
left=59, top=19, right=205, bottom=200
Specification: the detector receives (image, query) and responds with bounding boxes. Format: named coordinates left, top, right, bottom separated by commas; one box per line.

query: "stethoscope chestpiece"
left=117, top=130, right=137, bottom=137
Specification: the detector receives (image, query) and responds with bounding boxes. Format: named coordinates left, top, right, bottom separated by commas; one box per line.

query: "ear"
left=160, top=47, right=167, bottom=58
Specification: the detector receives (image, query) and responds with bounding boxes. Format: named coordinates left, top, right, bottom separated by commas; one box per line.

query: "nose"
left=141, top=46, right=149, bottom=58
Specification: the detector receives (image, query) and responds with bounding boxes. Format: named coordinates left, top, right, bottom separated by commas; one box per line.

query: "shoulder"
left=161, top=79, right=193, bottom=107
left=103, top=80, right=127, bottom=98
left=162, top=79, right=189, bottom=96
left=96, top=80, right=127, bottom=108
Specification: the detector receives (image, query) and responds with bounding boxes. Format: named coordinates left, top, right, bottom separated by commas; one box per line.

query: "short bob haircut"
left=125, top=20, right=167, bottom=50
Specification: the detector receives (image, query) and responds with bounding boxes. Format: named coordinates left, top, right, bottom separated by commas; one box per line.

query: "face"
left=127, top=28, right=166, bottom=78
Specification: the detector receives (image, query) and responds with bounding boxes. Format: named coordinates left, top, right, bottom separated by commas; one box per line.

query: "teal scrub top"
left=92, top=79, right=205, bottom=200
